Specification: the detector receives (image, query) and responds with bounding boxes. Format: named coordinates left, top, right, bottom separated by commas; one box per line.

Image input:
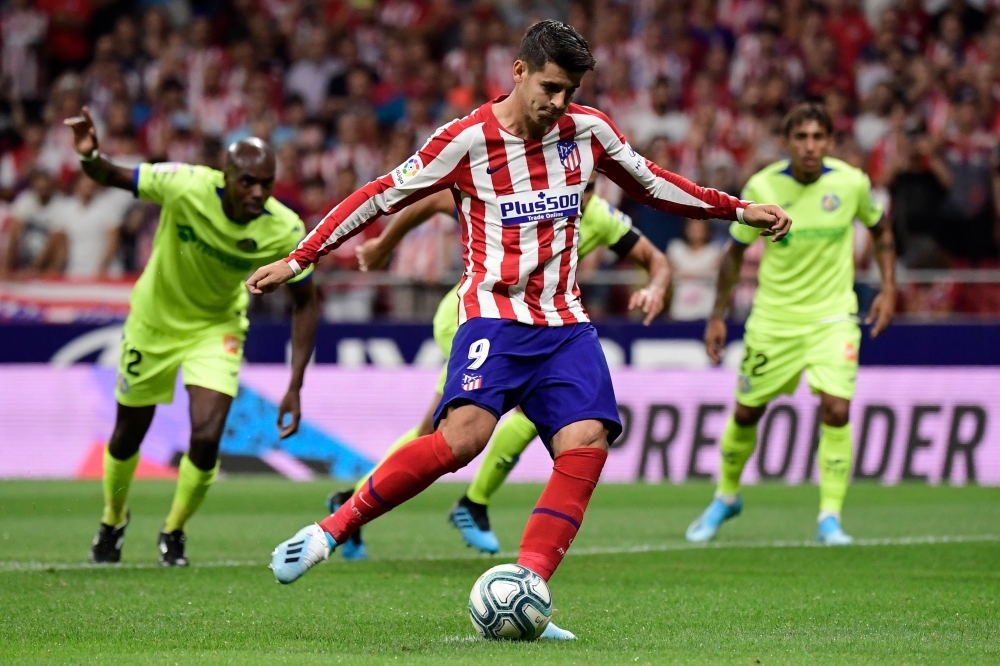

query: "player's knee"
left=107, top=430, right=141, bottom=461
left=188, top=422, right=224, bottom=469
left=733, top=404, right=765, bottom=427
left=438, top=406, right=495, bottom=463
left=820, top=399, right=850, bottom=428
left=187, top=437, right=220, bottom=470
left=551, top=420, right=608, bottom=456
left=107, top=407, right=154, bottom=460
left=416, top=416, right=435, bottom=438
left=441, top=427, right=490, bottom=464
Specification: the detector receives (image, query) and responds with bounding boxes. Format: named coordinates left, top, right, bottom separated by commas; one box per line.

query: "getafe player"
left=251, top=21, right=789, bottom=638
left=65, top=108, right=320, bottom=566
left=686, top=103, right=897, bottom=545
left=327, top=173, right=670, bottom=559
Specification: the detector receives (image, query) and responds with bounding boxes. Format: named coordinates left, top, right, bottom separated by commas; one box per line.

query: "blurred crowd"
left=1, top=0, right=1000, bottom=320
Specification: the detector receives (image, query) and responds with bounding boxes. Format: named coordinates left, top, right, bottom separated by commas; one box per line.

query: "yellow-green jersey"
left=432, top=193, right=638, bottom=386
left=577, top=193, right=638, bottom=258
left=732, top=157, right=883, bottom=325
left=130, top=162, right=312, bottom=334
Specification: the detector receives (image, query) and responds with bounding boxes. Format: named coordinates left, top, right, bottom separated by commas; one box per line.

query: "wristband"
left=736, top=207, right=746, bottom=225
left=80, top=149, right=99, bottom=162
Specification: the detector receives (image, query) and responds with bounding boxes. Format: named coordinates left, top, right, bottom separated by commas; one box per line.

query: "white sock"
left=818, top=511, right=840, bottom=524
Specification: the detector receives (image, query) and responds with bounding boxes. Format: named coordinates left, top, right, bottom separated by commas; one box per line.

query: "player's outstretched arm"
left=283, top=118, right=470, bottom=278
left=582, top=108, right=792, bottom=241
left=741, top=204, right=792, bottom=242
left=704, top=240, right=747, bottom=364
left=246, top=260, right=294, bottom=295
left=64, top=107, right=136, bottom=191
left=625, top=235, right=670, bottom=326
left=864, top=221, right=898, bottom=338
left=357, top=189, right=455, bottom=271
left=277, top=277, right=320, bottom=438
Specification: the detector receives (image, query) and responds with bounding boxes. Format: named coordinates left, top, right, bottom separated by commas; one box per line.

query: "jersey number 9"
left=467, top=339, right=490, bottom=370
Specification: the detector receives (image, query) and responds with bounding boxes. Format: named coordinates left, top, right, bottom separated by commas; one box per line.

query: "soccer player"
left=250, top=21, right=789, bottom=636
left=65, top=108, right=320, bottom=566
left=685, top=103, right=897, bottom=545
left=326, top=173, right=670, bottom=559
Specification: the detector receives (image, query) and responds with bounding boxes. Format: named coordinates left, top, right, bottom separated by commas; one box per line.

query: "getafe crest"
left=821, top=194, right=841, bottom=212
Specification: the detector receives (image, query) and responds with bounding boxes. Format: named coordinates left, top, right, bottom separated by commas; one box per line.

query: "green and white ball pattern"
left=468, top=564, right=552, bottom=640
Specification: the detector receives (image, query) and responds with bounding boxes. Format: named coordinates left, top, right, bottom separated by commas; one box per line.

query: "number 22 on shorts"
left=467, top=339, right=490, bottom=370
left=124, top=346, right=143, bottom=376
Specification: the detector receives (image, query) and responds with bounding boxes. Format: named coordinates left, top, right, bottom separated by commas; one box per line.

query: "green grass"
left=1, top=480, right=998, bottom=665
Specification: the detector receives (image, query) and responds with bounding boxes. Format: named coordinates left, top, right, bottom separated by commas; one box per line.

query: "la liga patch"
left=223, top=335, right=241, bottom=355
left=393, top=156, right=424, bottom=186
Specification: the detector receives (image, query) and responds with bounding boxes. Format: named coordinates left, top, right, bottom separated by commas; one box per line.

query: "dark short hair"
left=782, top=103, right=833, bottom=137
left=518, top=20, right=596, bottom=73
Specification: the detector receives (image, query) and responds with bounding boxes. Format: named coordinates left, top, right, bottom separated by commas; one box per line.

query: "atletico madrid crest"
left=557, top=141, right=581, bottom=172
left=462, top=373, right=483, bottom=391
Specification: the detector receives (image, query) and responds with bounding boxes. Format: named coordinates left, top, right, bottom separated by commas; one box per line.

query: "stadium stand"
left=1, top=0, right=999, bottom=322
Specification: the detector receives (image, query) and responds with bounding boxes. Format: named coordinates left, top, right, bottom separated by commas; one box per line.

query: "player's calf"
left=437, top=404, right=497, bottom=464
left=326, top=489, right=367, bottom=561
left=272, top=430, right=467, bottom=584
left=517, top=442, right=607, bottom=581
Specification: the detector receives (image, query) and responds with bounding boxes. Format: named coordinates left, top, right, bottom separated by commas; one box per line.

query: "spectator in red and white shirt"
left=1, top=0, right=48, bottom=101
left=192, top=61, right=246, bottom=138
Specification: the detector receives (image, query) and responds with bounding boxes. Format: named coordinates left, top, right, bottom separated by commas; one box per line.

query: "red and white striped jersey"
left=287, top=98, right=750, bottom=326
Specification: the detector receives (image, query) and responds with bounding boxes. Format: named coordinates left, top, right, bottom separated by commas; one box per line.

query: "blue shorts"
left=434, top=318, right=622, bottom=450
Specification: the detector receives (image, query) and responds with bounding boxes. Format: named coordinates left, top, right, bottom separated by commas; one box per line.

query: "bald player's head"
left=226, top=137, right=275, bottom=172
left=222, top=137, right=276, bottom=222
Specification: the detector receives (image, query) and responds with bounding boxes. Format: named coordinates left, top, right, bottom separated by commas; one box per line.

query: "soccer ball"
left=468, top=563, right=552, bottom=640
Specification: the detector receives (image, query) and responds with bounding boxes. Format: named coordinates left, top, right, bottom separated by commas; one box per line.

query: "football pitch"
left=1, top=480, right=997, bottom=665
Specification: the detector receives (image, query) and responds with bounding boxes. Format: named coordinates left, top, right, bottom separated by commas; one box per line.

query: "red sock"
left=319, top=430, right=463, bottom=543
left=517, top=447, right=607, bottom=581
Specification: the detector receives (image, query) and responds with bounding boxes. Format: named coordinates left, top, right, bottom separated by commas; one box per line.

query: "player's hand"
left=356, top=237, right=392, bottom=272
left=64, top=106, right=99, bottom=155
left=704, top=316, right=728, bottom=365
left=742, top=204, right=792, bottom=242
left=628, top=285, right=666, bottom=326
left=277, top=388, right=301, bottom=438
left=865, top=286, right=896, bottom=338
left=246, top=260, right=295, bottom=295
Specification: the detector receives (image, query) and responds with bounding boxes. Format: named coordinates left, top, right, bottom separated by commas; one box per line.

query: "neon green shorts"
left=432, top=285, right=461, bottom=394
left=735, top=317, right=861, bottom=407
left=115, top=316, right=245, bottom=407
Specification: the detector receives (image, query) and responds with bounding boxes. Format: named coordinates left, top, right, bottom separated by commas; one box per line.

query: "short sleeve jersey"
left=731, top=157, right=883, bottom=325
left=130, top=162, right=311, bottom=334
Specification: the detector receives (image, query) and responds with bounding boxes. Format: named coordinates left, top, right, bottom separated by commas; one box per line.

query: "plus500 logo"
left=497, top=186, right=580, bottom=225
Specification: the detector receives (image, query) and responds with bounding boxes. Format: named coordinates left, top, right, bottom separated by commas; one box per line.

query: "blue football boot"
left=270, top=523, right=335, bottom=584
left=685, top=496, right=743, bottom=542
left=816, top=515, right=854, bottom=546
left=326, top=490, right=368, bottom=561
left=449, top=495, right=500, bottom=554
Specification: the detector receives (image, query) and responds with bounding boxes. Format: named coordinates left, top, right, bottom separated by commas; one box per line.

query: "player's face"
left=785, top=120, right=832, bottom=176
left=513, top=60, right=584, bottom=128
left=226, top=165, right=275, bottom=220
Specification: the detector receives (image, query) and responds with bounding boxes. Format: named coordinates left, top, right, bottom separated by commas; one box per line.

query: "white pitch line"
left=2, top=534, right=997, bottom=573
